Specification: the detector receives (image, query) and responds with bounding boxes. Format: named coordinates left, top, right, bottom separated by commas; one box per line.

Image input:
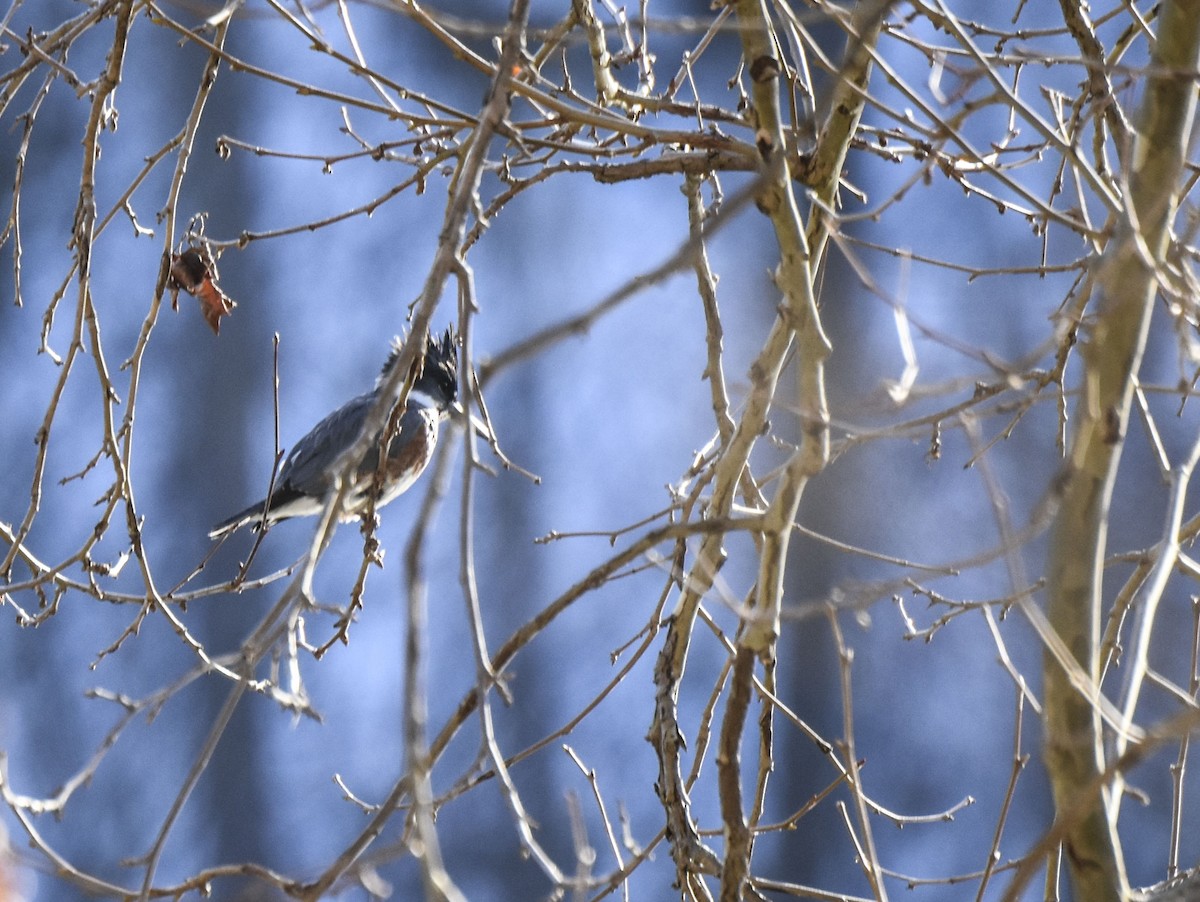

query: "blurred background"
left=1, top=1, right=1197, bottom=900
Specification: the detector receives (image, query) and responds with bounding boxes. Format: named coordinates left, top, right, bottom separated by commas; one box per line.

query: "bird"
left=209, top=328, right=458, bottom=538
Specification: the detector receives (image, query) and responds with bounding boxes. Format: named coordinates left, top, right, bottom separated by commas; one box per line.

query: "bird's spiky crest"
left=377, top=328, right=457, bottom=390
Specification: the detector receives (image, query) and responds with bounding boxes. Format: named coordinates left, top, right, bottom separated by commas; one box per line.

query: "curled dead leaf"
left=168, top=248, right=236, bottom=335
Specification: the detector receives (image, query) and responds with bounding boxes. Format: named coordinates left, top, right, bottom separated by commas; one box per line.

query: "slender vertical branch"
left=1042, top=3, right=1200, bottom=899
left=710, top=0, right=883, bottom=896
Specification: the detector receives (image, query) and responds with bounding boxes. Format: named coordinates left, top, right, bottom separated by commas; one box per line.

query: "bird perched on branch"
left=209, top=329, right=458, bottom=538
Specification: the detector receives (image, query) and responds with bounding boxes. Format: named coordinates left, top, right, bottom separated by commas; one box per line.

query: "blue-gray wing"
left=278, top=392, right=376, bottom=496
left=209, top=393, right=438, bottom=537
left=279, top=394, right=434, bottom=495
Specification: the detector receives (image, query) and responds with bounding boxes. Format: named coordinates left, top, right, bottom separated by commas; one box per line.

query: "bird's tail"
left=208, top=485, right=316, bottom=539
left=207, top=499, right=269, bottom=539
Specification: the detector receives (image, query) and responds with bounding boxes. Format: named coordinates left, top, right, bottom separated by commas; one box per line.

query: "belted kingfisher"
left=209, top=329, right=458, bottom=538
